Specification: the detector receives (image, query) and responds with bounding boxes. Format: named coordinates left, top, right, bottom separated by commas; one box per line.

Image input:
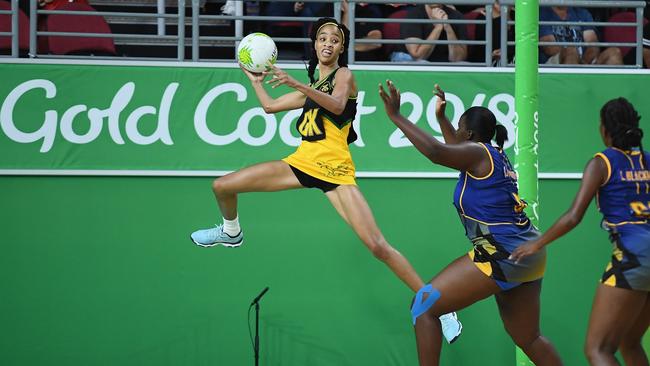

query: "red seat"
left=463, top=11, right=482, bottom=41
left=0, top=0, right=30, bottom=53
left=382, top=9, right=408, bottom=56
left=382, top=9, right=408, bottom=40
left=603, top=12, right=649, bottom=57
left=44, top=2, right=115, bottom=55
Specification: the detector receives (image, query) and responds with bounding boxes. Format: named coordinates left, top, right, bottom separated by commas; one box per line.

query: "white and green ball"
left=237, top=33, right=278, bottom=73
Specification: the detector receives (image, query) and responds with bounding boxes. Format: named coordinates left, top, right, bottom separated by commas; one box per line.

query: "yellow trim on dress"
left=458, top=174, right=468, bottom=215
left=602, top=263, right=616, bottom=287
left=461, top=214, right=530, bottom=226
left=468, top=250, right=493, bottom=277
left=612, top=147, right=637, bottom=168
left=594, top=152, right=612, bottom=187
left=458, top=144, right=528, bottom=226
left=603, top=219, right=648, bottom=226
left=466, top=143, right=494, bottom=180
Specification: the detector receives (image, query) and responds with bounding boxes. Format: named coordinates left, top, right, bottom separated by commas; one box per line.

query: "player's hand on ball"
left=240, top=63, right=266, bottom=83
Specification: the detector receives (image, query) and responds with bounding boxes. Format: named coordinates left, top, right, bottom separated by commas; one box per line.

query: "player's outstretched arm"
left=510, top=157, right=608, bottom=262
left=267, top=65, right=352, bottom=116
left=241, top=64, right=305, bottom=113
left=379, top=80, right=484, bottom=172
left=434, top=84, right=462, bottom=144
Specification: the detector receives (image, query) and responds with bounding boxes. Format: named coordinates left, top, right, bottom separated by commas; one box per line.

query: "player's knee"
left=410, top=295, right=440, bottom=318
left=366, top=236, right=391, bottom=261
left=212, top=176, right=232, bottom=195
left=411, top=284, right=442, bottom=324
left=371, top=244, right=391, bottom=262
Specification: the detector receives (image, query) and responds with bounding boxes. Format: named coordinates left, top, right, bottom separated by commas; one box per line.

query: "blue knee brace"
left=411, top=284, right=440, bottom=325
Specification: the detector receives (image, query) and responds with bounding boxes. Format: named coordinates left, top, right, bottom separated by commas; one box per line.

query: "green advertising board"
left=1, top=61, right=649, bottom=176
left=2, top=61, right=650, bottom=366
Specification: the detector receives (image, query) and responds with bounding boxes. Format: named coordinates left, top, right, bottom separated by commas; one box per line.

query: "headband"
left=316, top=22, right=345, bottom=46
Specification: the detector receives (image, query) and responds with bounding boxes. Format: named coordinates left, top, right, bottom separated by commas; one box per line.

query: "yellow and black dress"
left=283, top=68, right=358, bottom=188
left=595, top=147, right=650, bottom=291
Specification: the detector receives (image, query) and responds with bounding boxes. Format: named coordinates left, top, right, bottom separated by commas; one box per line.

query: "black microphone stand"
left=254, top=301, right=260, bottom=366
left=250, top=287, right=269, bottom=366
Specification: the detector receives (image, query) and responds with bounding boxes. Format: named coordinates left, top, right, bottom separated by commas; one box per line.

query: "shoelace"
left=207, top=224, right=224, bottom=241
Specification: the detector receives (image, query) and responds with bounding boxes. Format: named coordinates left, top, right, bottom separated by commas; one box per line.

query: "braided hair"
left=461, top=106, right=508, bottom=149
left=306, top=17, right=350, bottom=84
left=600, top=97, right=644, bottom=165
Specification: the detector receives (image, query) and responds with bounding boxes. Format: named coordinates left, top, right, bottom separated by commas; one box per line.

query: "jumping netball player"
left=190, top=18, right=461, bottom=342
left=511, top=98, right=649, bottom=365
left=379, top=80, right=563, bottom=366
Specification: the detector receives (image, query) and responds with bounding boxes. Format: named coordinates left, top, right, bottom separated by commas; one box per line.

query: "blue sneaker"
left=439, top=312, right=462, bottom=344
left=190, top=224, right=243, bottom=248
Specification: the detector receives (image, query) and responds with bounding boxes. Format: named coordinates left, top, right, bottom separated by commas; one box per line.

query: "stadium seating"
left=463, top=10, right=482, bottom=41
left=603, top=11, right=649, bottom=58
left=44, top=2, right=116, bottom=55
left=0, top=0, right=29, bottom=55
left=381, top=8, right=408, bottom=59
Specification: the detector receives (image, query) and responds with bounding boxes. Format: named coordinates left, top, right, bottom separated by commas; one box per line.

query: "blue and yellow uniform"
left=453, top=143, right=545, bottom=290
left=595, top=147, right=650, bottom=291
left=283, top=68, right=358, bottom=186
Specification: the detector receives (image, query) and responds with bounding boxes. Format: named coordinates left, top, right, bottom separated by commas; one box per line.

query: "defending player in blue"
left=379, top=80, right=563, bottom=366
left=511, top=98, right=649, bottom=365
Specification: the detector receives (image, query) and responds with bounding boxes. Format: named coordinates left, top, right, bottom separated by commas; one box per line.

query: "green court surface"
left=2, top=176, right=645, bottom=365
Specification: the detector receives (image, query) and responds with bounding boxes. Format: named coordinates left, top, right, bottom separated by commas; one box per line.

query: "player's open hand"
left=239, top=63, right=266, bottom=83
left=508, top=240, right=544, bottom=263
left=434, top=84, right=447, bottom=120
left=379, top=80, right=401, bottom=118
left=266, top=64, right=300, bottom=89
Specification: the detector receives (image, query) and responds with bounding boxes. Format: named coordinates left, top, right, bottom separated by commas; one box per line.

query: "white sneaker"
left=439, top=312, right=462, bottom=344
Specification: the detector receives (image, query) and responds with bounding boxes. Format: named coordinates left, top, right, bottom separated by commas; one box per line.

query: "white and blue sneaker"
left=190, top=224, right=243, bottom=248
left=439, top=312, right=462, bottom=344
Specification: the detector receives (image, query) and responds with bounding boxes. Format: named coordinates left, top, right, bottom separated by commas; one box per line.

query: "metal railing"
left=0, top=0, right=19, bottom=57
left=501, top=0, right=646, bottom=67
left=0, top=0, right=647, bottom=67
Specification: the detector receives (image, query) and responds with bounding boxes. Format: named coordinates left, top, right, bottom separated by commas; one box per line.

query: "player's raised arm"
left=379, top=80, right=485, bottom=173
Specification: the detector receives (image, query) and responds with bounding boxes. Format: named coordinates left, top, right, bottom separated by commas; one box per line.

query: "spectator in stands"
left=468, top=0, right=515, bottom=65
left=315, top=0, right=385, bottom=61
left=391, top=3, right=467, bottom=63
left=539, top=6, right=623, bottom=65
left=262, top=1, right=325, bottom=20
left=261, top=2, right=326, bottom=58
